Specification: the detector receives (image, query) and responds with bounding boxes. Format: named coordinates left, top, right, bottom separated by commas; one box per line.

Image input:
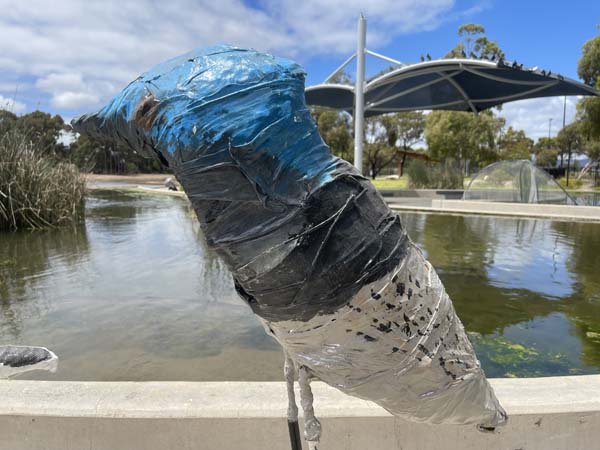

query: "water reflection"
left=399, top=212, right=600, bottom=377
left=550, top=221, right=600, bottom=369
left=1, top=191, right=599, bottom=380
left=1, top=190, right=280, bottom=381
left=0, top=225, right=90, bottom=338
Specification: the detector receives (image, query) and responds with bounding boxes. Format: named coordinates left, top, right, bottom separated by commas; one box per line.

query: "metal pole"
left=567, top=145, right=571, bottom=187
left=548, top=118, right=552, bottom=139
left=561, top=96, right=567, bottom=169
left=354, top=14, right=366, bottom=174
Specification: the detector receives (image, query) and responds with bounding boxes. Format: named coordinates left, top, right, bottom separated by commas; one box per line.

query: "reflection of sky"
left=1, top=191, right=275, bottom=381
left=482, top=218, right=576, bottom=298
left=503, top=312, right=581, bottom=358
left=5, top=198, right=599, bottom=380
left=399, top=212, right=577, bottom=299
left=82, top=193, right=237, bottom=304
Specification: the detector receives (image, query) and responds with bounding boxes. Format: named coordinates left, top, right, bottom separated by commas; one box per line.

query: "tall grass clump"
left=0, top=130, right=86, bottom=231
left=406, top=159, right=463, bottom=189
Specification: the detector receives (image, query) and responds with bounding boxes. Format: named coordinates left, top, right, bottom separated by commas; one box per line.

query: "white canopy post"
left=354, top=14, right=366, bottom=174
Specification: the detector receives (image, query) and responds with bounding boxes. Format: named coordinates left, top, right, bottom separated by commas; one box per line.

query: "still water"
left=1, top=189, right=600, bottom=380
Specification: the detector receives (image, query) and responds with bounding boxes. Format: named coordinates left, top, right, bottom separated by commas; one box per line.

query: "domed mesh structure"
left=463, top=160, right=576, bottom=205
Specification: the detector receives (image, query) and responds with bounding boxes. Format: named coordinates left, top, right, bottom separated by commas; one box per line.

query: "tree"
left=577, top=25, right=600, bottom=140
left=381, top=112, right=426, bottom=176
left=568, top=24, right=600, bottom=182
left=497, top=127, right=533, bottom=161
left=329, top=70, right=353, bottom=85
left=0, top=110, right=67, bottom=157
left=445, top=24, right=505, bottom=60
left=578, top=25, right=600, bottom=86
left=16, top=111, right=66, bottom=156
left=425, top=23, right=507, bottom=174
left=363, top=117, right=396, bottom=179
left=69, top=134, right=163, bottom=174
left=361, top=112, right=427, bottom=179
left=578, top=97, right=600, bottom=140
left=0, top=109, right=18, bottom=136
left=425, top=110, right=505, bottom=172
left=577, top=138, right=600, bottom=182
left=311, top=107, right=353, bottom=162
left=557, top=123, right=583, bottom=186
left=534, top=137, right=559, bottom=167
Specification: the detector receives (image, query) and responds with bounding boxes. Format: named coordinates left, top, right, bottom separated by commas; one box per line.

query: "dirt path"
left=86, top=174, right=173, bottom=185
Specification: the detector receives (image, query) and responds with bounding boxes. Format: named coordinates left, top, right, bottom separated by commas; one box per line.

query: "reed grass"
left=0, top=130, right=86, bottom=231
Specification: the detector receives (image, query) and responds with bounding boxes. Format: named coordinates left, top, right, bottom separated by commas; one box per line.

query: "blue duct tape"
left=73, top=44, right=407, bottom=322
left=72, top=45, right=506, bottom=428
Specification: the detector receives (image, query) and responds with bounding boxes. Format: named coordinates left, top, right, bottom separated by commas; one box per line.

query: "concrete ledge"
left=389, top=199, right=600, bottom=221
left=1, top=376, right=600, bottom=449
left=379, top=189, right=464, bottom=199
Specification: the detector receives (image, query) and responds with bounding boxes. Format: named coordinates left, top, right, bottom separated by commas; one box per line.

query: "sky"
left=0, top=0, right=598, bottom=141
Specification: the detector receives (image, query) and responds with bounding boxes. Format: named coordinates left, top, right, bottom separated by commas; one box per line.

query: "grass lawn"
left=371, top=177, right=409, bottom=190
left=371, top=176, right=471, bottom=190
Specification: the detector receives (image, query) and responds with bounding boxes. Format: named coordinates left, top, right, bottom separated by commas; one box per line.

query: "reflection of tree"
left=85, top=190, right=152, bottom=232
left=551, top=221, right=600, bottom=368
left=0, top=224, right=90, bottom=338
left=412, top=214, right=557, bottom=334
left=412, top=213, right=600, bottom=373
left=419, top=214, right=494, bottom=274
left=192, top=216, right=238, bottom=306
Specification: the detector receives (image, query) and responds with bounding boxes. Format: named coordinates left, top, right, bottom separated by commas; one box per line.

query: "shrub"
left=406, top=159, right=463, bottom=189
left=558, top=177, right=584, bottom=190
left=0, top=130, right=86, bottom=231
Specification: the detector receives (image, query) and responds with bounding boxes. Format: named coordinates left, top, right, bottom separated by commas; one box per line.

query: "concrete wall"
left=1, top=375, right=600, bottom=450
left=388, top=199, right=600, bottom=222
left=379, top=189, right=464, bottom=199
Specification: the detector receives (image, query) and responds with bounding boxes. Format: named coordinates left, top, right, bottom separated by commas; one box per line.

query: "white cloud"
left=497, top=96, right=580, bottom=142
left=0, top=95, right=26, bottom=113
left=0, top=0, right=461, bottom=112
left=51, top=92, right=101, bottom=109
left=36, top=73, right=100, bottom=108
left=260, top=0, right=456, bottom=54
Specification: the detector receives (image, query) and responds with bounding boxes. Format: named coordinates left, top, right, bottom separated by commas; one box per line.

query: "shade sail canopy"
left=305, top=59, right=600, bottom=116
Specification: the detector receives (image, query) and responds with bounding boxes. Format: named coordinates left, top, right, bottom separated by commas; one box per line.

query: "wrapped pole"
left=72, top=45, right=507, bottom=433
left=284, top=353, right=302, bottom=450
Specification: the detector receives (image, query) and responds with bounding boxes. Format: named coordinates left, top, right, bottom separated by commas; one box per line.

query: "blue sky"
left=0, top=0, right=598, bottom=140
left=304, top=0, right=599, bottom=84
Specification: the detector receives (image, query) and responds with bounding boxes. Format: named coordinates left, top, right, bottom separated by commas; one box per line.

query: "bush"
left=558, top=177, right=584, bottom=190
left=0, top=130, right=86, bottom=231
left=406, top=159, right=463, bottom=189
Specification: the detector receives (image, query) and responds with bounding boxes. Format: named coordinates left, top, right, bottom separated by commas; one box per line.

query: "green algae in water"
left=470, top=333, right=575, bottom=378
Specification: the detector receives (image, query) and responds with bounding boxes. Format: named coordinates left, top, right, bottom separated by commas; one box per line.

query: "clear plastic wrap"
left=463, top=160, right=576, bottom=205
left=72, top=45, right=506, bottom=428
left=0, top=345, right=58, bottom=379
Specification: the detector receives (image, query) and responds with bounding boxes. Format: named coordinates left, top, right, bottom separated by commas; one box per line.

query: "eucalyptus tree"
left=425, top=110, right=505, bottom=173
left=497, top=127, right=533, bottom=161
left=425, top=24, right=507, bottom=174
left=576, top=25, right=600, bottom=140
left=557, top=123, right=583, bottom=185
left=534, top=137, right=560, bottom=168
left=569, top=24, right=600, bottom=182
left=445, top=24, right=505, bottom=60
left=383, top=111, right=426, bottom=176
left=310, top=107, right=353, bottom=163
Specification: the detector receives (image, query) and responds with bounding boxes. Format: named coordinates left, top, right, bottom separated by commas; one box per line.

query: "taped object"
left=0, top=345, right=58, bottom=379
left=72, top=45, right=507, bottom=429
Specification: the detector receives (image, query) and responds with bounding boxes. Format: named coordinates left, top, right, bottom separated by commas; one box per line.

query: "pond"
left=573, top=191, right=600, bottom=206
left=1, top=189, right=600, bottom=381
